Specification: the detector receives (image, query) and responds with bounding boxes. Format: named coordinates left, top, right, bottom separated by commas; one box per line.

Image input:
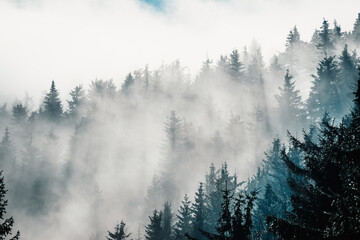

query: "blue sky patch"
left=140, top=0, right=165, bottom=10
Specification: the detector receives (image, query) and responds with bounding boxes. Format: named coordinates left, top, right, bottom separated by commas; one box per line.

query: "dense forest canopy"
left=0, top=11, right=360, bottom=240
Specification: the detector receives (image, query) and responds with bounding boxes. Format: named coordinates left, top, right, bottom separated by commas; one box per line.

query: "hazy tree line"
left=0, top=14, right=360, bottom=240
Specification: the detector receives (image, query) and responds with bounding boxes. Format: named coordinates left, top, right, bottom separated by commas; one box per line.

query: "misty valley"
left=1, top=13, right=360, bottom=240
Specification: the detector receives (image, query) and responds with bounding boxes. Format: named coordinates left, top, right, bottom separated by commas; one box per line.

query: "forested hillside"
left=0, top=14, right=360, bottom=240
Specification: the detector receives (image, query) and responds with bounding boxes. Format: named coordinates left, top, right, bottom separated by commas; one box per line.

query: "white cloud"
left=0, top=0, right=359, bottom=103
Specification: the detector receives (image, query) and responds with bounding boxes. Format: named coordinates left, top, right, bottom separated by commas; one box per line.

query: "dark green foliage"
left=268, top=76, right=360, bottom=238
left=332, top=20, right=342, bottom=42
left=205, top=163, right=216, bottom=197
left=307, top=56, right=342, bottom=119
left=145, top=210, right=163, bottom=240
left=207, top=163, right=238, bottom=235
left=175, top=195, right=192, bottom=240
left=316, top=19, right=334, bottom=55
left=339, top=44, right=358, bottom=106
left=215, top=182, right=232, bottom=238
left=43, top=81, right=63, bottom=121
left=162, top=202, right=173, bottom=240
left=194, top=188, right=258, bottom=240
left=0, top=171, right=20, bottom=240
left=275, top=70, right=305, bottom=130
left=191, top=183, right=207, bottom=240
left=352, top=13, right=360, bottom=41
left=106, top=221, right=131, bottom=240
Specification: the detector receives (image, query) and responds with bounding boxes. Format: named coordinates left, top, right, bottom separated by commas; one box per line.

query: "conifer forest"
left=1, top=1, right=360, bottom=240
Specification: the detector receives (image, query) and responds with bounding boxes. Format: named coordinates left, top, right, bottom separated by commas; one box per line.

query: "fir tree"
left=0, top=128, right=15, bottom=172
left=286, top=25, right=300, bottom=48
left=191, top=183, right=207, bottom=240
left=43, top=80, right=63, bottom=121
left=275, top=69, right=305, bottom=130
left=145, top=210, right=163, bottom=240
left=268, top=74, right=360, bottom=239
left=162, top=202, right=173, bottom=240
left=307, top=56, right=341, bottom=119
left=175, top=195, right=192, bottom=240
left=12, top=103, right=28, bottom=124
left=0, top=171, right=20, bottom=240
left=352, top=13, right=360, bottom=41
left=229, top=50, right=244, bottom=82
left=339, top=44, right=358, bottom=106
left=316, top=19, right=334, bottom=55
left=215, top=181, right=232, bottom=238
left=332, top=20, right=342, bottom=43
left=205, top=163, right=216, bottom=197
left=66, top=85, right=85, bottom=119
left=106, top=221, right=131, bottom=240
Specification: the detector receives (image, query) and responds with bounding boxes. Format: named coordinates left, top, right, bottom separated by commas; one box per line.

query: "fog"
left=1, top=0, right=359, bottom=102
left=0, top=1, right=360, bottom=240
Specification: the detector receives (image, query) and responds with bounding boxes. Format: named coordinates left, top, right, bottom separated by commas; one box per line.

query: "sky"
left=0, top=0, right=360, bottom=105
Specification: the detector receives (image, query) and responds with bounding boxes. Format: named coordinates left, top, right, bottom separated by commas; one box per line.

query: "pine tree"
left=332, top=20, right=342, bottom=43
left=43, top=81, right=63, bottom=121
left=339, top=44, right=358, bottom=106
left=216, top=56, right=229, bottom=74
left=12, top=103, right=28, bottom=124
left=191, top=183, right=207, bottom=240
left=307, top=56, right=341, bottom=120
left=268, top=73, right=360, bottom=240
left=275, top=69, right=305, bottom=130
left=164, top=111, right=183, bottom=152
left=0, top=128, right=16, bottom=172
left=106, top=221, right=131, bottom=240
left=145, top=210, right=163, bottom=240
left=229, top=50, right=244, bottom=82
left=316, top=19, right=334, bottom=55
left=162, top=202, right=173, bottom=240
left=286, top=25, right=300, bottom=48
left=0, top=171, right=20, bottom=240
left=174, top=195, right=192, bottom=240
left=205, top=163, right=216, bottom=197
left=66, top=85, right=85, bottom=119
left=352, top=13, right=360, bottom=41
left=215, top=182, right=232, bottom=238
left=198, top=58, right=213, bottom=80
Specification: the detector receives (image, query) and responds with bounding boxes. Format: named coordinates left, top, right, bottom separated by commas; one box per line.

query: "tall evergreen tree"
left=229, top=50, right=244, bottom=82
left=121, top=73, right=135, bottom=95
left=191, top=183, right=207, bottom=240
left=275, top=70, right=305, bottom=130
left=339, top=44, right=358, bottom=106
left=162, top=202, right=173, bottom=240
left=316, top=19, right=334, bottom=55
left=0, top=171, right=20, bottom=240
left=66, top=85, right=85, bottom=119
left=215, top=182, right=232, bottom=238
left=145, top=210, right=163, bottom=240
left=268, top=73, right=360, bottom=239
left=12, top=103, right=28, bottom=124
left=307, top=56, right=342, bottom=119
left=106, top=221, right=131, bottom=240
left=0, top=128, right=15, bottom=172
left=352, top=13, right=360, bottom=42
left=175, top=195, right=192, bottom=240
left=286, top=25, right=300, bottom=48
left=43, top=81, right=63, bottom=121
